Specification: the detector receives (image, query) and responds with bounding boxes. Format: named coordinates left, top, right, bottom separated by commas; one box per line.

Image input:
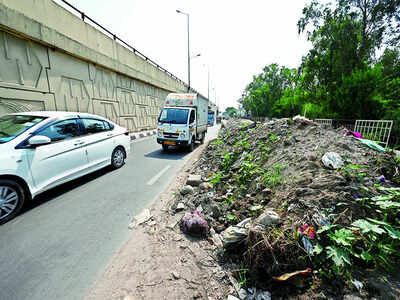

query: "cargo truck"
left=156, top=93, right=208, bottom=152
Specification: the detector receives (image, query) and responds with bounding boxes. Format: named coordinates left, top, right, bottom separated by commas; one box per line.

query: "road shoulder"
left=85, top=138, right=229, bottom=300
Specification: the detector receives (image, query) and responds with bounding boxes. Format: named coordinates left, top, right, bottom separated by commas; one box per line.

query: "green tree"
left=224, top=107, right=238, bottom=118
left=241, top=64, right=297, bottom=117
left=297, top=0, right=400, bottom=118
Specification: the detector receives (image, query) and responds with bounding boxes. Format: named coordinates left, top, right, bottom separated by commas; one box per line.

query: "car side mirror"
left=28, top=135, right=51, bottom=146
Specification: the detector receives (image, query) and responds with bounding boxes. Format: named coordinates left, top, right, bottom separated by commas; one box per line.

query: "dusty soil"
left=84, top=141, right=232, bottom=300
left=85, top=119, right=400, bottom=300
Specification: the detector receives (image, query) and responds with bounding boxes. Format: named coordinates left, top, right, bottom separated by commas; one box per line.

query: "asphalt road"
left=0, top=125, right=219, bottom=300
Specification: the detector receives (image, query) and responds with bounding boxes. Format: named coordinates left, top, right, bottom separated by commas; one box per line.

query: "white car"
left=0, top=111, right=131, bottom=224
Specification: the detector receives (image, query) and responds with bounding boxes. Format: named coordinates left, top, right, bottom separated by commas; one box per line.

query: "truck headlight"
left=179, top=131, right=186, bottom=139
left=157, top=130, right=162, bottom=137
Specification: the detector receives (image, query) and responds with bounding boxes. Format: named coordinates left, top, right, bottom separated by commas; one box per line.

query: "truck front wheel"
left=188, top=138, right=195, bottom=152
left=162, top=144, right=169, bottom=152
left=200, top=133, right=205, bottom=144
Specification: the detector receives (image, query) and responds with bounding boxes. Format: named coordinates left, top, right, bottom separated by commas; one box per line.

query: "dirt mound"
left=172, top=118, right=400, bottom=299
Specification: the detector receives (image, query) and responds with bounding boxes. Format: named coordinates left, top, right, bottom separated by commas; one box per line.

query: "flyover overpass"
left=0, top=0, right=212, bottom=132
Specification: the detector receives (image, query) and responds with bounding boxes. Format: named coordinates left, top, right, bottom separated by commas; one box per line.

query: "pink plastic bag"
left=180, top=210, right=209, bottom=237
left=346, top=130, right=363, bottom=139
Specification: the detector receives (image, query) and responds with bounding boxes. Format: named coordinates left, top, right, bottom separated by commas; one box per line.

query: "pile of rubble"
left=172, top=117, right=400, bottom=299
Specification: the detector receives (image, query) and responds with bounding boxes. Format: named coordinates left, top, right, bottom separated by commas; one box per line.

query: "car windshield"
left=158, top=108, right=189, bottom=124
left=0, top=115, right=46, bottom=144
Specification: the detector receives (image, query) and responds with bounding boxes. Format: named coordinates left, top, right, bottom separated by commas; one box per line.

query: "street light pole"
left=176, top=10, right=191, bottom=91
left=207, top=66, right=210, bottom=100
left=202, top=64, right=210, bottom=100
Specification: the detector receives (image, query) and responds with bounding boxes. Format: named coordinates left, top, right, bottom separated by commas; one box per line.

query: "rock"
left=238, top=288, right=248, bottom=299
left=207, top=191, right=215, bottom=199
left=214, top=270, right=226, bottom=281
left=321, top=152, right=344, bottom=169
left=210, top=203, right=221, bottom=218
left=181, top=185, right=194, bottom=195
left=249, top=205, right=263, bottom=212
left=199, top=182, right=212, bottom=190
left=210, top=231, right=223, bottom=248
left=187, top=174, right=202, bottom=186
left=256, top=210, right=280, bottom=226
left=176, top=202, right=185, bottom=211
left=295, top=188, right=314, bottom=196
left=171, top=271, right=180, bottom=279
left=307, top=154, right=317, bottom=161
left=261, top=188, right=272, bottom=196
left=343, top=295, right=363, bottom=300
left=215, top=224, right=226, bottom=233
left=338, top=142, right=354, bottom=152
left=131, top=209, right=152, bottom=227
left=284, top=136, right=297, bottom=146
left=293, top=115, right=314, bottom=125
left=247, top=288, right=272, bottom=300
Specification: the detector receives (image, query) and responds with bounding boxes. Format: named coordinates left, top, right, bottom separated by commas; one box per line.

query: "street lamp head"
left=190, top=53, right=201, bottom=59
left=176, top=9, right=188, bottom=16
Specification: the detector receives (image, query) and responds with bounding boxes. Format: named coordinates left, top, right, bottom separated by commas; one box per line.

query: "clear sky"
left=53, top=0, right=316, bottom=111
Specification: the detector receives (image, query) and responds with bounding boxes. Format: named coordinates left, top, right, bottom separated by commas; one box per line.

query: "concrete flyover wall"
left=0, top=0, right=189, bottom=131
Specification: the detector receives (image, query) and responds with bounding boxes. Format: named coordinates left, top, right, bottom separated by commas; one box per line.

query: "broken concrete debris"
left=128, top=208, right=152, bottom=229
left=186, top=174, right=202, bottom=186
left=180, top=185, right=194, bottom=195
left=176, top=202, right=185, bottom=211
left=171, top=118, right=399, bottom=299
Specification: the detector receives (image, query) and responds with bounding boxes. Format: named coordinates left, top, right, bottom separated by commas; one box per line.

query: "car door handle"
left=107, top=133, right=113, bottom=137
left=74, top=141, right=85, bottom=146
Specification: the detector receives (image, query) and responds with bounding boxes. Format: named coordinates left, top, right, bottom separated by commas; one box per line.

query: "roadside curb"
left=129, top=129, right=157, bottom=141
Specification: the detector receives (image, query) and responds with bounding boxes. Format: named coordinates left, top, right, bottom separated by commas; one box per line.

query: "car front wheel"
left=111, top=147, right=126, bottom=169
left=0, top=180, right=25, bottom=225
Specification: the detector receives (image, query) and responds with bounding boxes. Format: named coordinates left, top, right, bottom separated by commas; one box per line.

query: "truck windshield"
left=0, top=115, right=46, bottom=144
left=158, top=108, right=189, bottom=124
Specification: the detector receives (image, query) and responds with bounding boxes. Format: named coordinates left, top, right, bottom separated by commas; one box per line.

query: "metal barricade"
left=354, top=120, right=393, bottom=148
left=314, top=119, right=333, bottom=127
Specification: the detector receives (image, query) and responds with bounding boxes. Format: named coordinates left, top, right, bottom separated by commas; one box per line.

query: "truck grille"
left=163, top=132, right=179, bottom=138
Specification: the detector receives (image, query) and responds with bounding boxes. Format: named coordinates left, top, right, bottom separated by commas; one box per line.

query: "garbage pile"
left=174, top=117, right=400, bottom=298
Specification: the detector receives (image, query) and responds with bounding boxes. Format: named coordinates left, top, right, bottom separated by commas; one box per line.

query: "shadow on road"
left=20, top=166, right=116, bottom=215
left=144, top=146, right=195, bottom=160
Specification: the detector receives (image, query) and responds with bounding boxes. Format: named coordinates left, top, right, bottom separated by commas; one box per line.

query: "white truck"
left=157, top=93, right=209, bottom=152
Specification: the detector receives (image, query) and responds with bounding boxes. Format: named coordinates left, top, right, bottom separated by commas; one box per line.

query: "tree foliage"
left=224, top=107, right=238, bottom=118
left=241, top=0, right=400, bottom=120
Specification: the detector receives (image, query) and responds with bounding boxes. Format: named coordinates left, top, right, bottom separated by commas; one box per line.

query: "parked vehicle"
left=0, top=111, right=130, bottom=225
left=156, top=93, right=209, bottom=152
left=208, top=110, right=215, bottom=126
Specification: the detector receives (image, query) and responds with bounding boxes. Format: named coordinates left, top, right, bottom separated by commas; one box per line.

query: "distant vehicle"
left=0, top=111, right=130, bottom=225
left=208, top=110, right=215, bottom=126
left=157, top=93, right=209, bottom=152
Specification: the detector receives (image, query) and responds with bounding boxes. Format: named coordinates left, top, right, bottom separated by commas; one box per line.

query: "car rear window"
left=0, top=115, right=46, bottom=143
left=82, top=118, right=112, bottom=134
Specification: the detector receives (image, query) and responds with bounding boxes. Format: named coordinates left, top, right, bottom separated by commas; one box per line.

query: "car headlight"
left=179, top=131, right=186, bottom=139
left=157, top=130, right=162, bottom=137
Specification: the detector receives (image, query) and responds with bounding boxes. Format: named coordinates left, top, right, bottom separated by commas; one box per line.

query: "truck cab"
left=157, top=93, right=208, bottom=152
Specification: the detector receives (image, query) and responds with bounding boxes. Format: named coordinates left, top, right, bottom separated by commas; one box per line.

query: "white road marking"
left=146, top=165, right=171, bottom=185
